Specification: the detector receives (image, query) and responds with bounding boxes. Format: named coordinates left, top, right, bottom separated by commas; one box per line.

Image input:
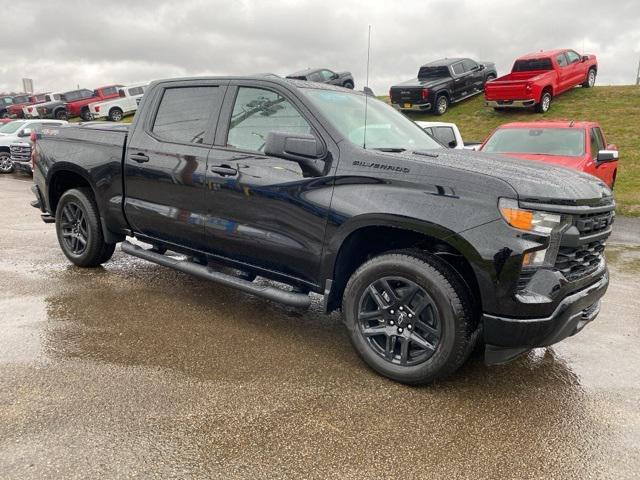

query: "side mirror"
left=477, top=64, right=485, bottom=71
left=596, top=150, right=619, bottom=163
left=581, top=55, right=589, bottom=62
left=264, top=132, right=325, bottom=176
left=448, top=140, right=457, bottom=148
left=18, top=128, right=32, bottom=137
left=331, top=73, right=339, bottom=80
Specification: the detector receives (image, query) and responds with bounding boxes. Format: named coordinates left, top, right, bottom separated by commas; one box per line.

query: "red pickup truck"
left=6, top=93, right=48, bottom=118
left=65, top=85, right=122, bottom=120
left=479, top=121, right=618, bottom=188
left=484, top=49, right=597, bottom=113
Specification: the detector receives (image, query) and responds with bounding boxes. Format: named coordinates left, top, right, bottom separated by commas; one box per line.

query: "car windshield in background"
left=513, top=58, right=553, bottom=71
left=482, top=128, right=586, bottom=157
left=0, top=121, right=26, bottom=134
left=12, top=96, right=30, bottom=104
left=303, top=89, right=442, bottom=151
left=1, top=97, right=12, bottom=105
left=417, top=66, right=450, bottom=79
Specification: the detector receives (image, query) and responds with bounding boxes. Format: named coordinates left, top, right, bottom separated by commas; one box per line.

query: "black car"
left=286, top=68, right=354, bottom=89
left=31, top=76, right=612, bottom=385
left=390, top=58, right=497, bottom=115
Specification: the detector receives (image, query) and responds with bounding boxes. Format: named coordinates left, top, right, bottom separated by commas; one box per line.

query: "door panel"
left=124, top=83, right=226, bottom=251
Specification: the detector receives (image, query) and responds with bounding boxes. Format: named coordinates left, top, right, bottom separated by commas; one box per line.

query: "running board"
left=120, top=241, right=311, bottom=308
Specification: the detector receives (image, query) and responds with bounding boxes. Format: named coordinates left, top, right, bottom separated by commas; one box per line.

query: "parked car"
left=0, top=95, right=14, bottom=118
left=31, top=76, right=613, bottom=384
left=286, top=68, right=354, bottom=89
left=10, top=140, right=32, bottom=174
left=4, top=94, right=33, bottom=118
left=416, top=121, right=479, bottom=149
left=0, top=119, right=67, bottom=173
left=23, top=92, right=63, bottom=118
left=484, top=49, right=598, bottom=113
left=88, top=83, right=148, bottom=121
left=35, top=89, right=92, bottom=120
left=390, top=58, right=497, bottom=115
left=479, top=121, right=618, bottom=188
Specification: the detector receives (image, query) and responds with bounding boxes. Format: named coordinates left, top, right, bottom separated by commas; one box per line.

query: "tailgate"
left=389, top=86, right=425, bottom=104
left=484, top=80, right=530, bottom=100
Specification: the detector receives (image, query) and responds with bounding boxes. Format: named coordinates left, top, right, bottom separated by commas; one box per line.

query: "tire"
left=582, top=68, right=596, bottom=88
left=342, top=251, right=477, bottom=385
left=0, top=151, right=14, bottom=174
left=343, top=81, right=354, bottom=89
left=535, top=91, right=552, bottom=113
left=108, top=108, right=123, bottom=122
left=433, top=94, right=449, bottom=115
left=55, top=187, right=113, bottom=267
left=484, top=74, right=496, bottom=86
left=80, top=108, right=92, bottom=122
left=55, top=109, right=68, bottom=120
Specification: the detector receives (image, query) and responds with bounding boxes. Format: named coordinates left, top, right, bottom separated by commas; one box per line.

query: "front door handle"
left=210, top=164, right=237, bottom=176
left=130, top=153, right=149, bottom=163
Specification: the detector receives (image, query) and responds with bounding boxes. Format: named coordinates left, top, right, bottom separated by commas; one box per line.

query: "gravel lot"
left=1, top=173, right=639, bottom=479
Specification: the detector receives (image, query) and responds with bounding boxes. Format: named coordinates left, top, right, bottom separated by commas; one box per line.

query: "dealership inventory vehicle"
left=479, top=121, right=618, bottom=188
left=0, top=119, right=67, bottom=173
left=10, top=140, right=32, bottom=174
left=24, top=92, right=63, bottom=118
left=484, top=49, right=598, bottom=113
left=9, top=93, right=50, bottom=118
left=390, top=58, right=497, bottom=115
left=31, top=77, right=613, bottom=384
left=88, top=83, right=148, bottom=121
left=38, top=86, right=122, bottom=120
left=0, top=95, right=14, bottom=118
left=4, top=94, right=33, bottom=118
left=416, top=121, right=480, bottom=149
left=286, top=68, right=354, bottom=89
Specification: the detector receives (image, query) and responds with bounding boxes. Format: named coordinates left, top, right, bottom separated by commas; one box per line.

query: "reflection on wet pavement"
left=1, top=175, right=639, bottom=479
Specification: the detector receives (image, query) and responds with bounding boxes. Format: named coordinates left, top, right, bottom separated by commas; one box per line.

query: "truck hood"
left=394, top=148, right=611, bottom=205
left=393, top=77, right=449, bottom=89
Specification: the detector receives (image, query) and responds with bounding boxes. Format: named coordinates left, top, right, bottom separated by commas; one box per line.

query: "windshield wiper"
left=372, top=147, right=406, bottom=152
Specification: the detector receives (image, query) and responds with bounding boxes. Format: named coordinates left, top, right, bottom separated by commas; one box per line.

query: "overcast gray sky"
left=1, top=0, right=639, bottom=94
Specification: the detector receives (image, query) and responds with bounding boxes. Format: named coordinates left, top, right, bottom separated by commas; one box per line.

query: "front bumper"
left=391, top=102, right=432, bottom=112
left=485, top=99, right=536, bottom=108
left=13, top=161, right=32, bottom=174
left=483, top=269, right=609, bottom=365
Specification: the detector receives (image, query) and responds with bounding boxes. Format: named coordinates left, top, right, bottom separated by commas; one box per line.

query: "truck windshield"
left=513, top=59, right=553, bottom=71
left=482, top=128, right=585, bottom=157
left=417, top=66, right=450, bottom=79
left=302, top=89, right=442, bottom=151
left=0, top=121, right=26, bottom=134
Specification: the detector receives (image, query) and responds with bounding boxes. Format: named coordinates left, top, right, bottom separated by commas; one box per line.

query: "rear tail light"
left=28, top=107, right=33, bottom=112
left=95, top=105, right=100, bottom=112
left=421, top=88, right=429, bottom=100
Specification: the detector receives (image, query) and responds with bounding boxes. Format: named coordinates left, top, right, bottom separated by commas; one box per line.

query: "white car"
left=23, top=92, right=64, bottom=119
left=0, top=119, right=67, bottom=173
left=88, top=83, right=148, bottom=121
left=415, top=121, right=480, bottom=150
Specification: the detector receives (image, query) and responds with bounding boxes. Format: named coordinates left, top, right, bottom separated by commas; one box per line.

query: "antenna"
left=363, top=25, right=371, bottom=149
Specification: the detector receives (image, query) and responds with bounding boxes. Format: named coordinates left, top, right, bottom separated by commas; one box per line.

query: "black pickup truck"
left=390, top=58, right=497, bottom=115
left=31, top=76, right=613, bottom=384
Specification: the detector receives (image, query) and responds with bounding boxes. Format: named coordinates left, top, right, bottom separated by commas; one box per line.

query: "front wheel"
left=535, top=92, right=552, bottom=113
left=55, top=188, right=115, bottom=267
left=55, top=109, right=68, bottom=120
left=0, top=152, right=14, bottom=173
left=433, top=95, right=449, bottom=115
left=343, top=81, right=354, bottom=89
left=343, top=252, right=477, bottom=384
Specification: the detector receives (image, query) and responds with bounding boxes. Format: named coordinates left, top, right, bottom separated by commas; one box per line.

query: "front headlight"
left=498, top=198, right=570, bottom=267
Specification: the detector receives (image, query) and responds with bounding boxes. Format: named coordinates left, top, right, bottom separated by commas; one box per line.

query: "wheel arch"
left=322, top=215, right=483, bottom=313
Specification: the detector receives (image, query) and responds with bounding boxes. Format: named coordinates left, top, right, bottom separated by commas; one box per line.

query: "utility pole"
left=636, top=58, right=640, bottom=86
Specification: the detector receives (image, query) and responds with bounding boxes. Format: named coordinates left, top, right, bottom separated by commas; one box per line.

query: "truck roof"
left=497, top=120, right=599, bottom=129
left=517, top=49, right=572, bottom=59
left=421, top=58, right=466, bottom=67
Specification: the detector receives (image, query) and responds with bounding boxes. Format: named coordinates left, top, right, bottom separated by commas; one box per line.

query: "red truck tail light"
left=28, top=107, right=33, bottom=113
left=95, top=105, right=100, bottom=112
left=421, top=88, right=429, bottom=100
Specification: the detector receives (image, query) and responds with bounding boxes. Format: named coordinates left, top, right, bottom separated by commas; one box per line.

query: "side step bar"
left=120, top=241, right=311, bottom=309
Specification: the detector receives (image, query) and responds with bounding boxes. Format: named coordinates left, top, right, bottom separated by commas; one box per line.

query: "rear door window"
left=451, top=63, right=465, bottom=75
left=101, top=87, right=119, bottom=96
left=433, top=126, right=457, bottom=147
left=152, top=86, right=221, bottom=145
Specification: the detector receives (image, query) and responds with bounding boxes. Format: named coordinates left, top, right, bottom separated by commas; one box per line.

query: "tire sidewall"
left=109, top=108, right=123, bottom=122
left=435, top=95, right=448, bottom=115
left=540, top=92, right=551, bottom=112
left=55, top=189, right=104, bottom=267
left=344, top=256, right=460, bottom=383
left=0, top=152, right=13, bottom=173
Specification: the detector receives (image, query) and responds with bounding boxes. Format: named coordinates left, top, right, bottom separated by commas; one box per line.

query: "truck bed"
left=484, top=71, right=552, bottom=101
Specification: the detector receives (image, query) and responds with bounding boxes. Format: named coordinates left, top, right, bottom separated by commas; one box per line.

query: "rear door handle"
left=130, top=153, right=149, bottom=163
left=210, top=164, right=237, bottom=176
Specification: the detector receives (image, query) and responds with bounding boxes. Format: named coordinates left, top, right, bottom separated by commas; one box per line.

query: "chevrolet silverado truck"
left=286, top=68, right=354, bottom=89
left=480, top=121, right=619, bottom=188
left=0, top=119, right=67, bottom=173
left=484, top=49, right=598, bottom=113
left=23, top=92, right=63, bottom=118
left=88, top=83, right=148, bottom=121
left=31, top=77, right=613, bottom=384
left=390, top=58, right=497, bottom=115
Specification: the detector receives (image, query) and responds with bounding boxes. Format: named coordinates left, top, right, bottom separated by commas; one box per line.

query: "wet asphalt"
left=1, top=173, right=639, bottom=479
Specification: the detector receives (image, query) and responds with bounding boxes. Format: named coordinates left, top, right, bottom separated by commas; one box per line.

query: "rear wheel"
left=80, top=108, right=92, bottom=121
left=0, top=151, right=13, bottom=173
left=343, top=81, right=354, bottom=89
left=55, top=109, right=68, bottom=120
left=433, top=95, right=449, bottom=115
left=343, top=252, right=476, bottom=384
left=484, top=74, right=496, bottom=86
left=535, top=91, right=552, bottom=113
left=55, top=188, right=114, bottom=267
left=108, top=107, right=123, bottom=122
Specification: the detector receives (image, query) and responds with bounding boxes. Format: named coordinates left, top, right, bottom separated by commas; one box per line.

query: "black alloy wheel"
left=60, top=201, right=89, bottom=255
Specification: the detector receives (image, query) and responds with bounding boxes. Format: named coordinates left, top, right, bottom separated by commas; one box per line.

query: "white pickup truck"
left=415, top=121, right=481, bottom=150
left=88, top=83, right=148, bottom=121
left=23, top=93, right=64, bottom=119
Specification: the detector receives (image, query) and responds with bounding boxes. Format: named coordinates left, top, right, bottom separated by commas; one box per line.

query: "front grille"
left=555, top=238, right=606, bottom=281
left=10, top=143, right=31, bottom=162
left=575, top=210, right=614, bottom=235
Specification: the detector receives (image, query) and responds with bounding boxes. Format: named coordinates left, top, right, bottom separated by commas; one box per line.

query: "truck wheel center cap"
left=396, top=311, right=408, bottom=327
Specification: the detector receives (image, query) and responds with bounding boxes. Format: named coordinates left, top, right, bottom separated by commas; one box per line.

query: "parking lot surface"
left=1, top=174, right=639, bottom=479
